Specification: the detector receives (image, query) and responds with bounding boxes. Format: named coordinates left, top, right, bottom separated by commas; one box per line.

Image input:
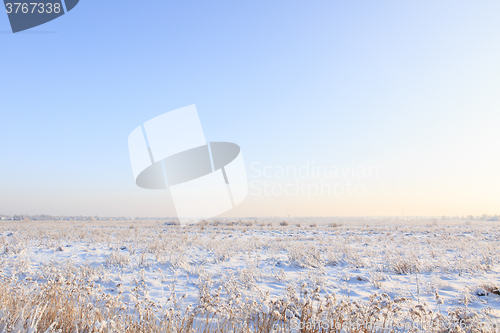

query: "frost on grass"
left=0, top=219, right=500, bottom=332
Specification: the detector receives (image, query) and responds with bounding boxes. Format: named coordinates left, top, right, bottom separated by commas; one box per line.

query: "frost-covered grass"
left=1, top=219, right=500, bottom=332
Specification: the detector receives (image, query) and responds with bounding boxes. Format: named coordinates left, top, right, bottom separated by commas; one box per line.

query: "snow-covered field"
left=1, top=219, right=500, bottom=332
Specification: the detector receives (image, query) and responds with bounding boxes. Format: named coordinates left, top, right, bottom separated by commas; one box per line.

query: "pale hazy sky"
left=1, top=1, right=499, bottom=217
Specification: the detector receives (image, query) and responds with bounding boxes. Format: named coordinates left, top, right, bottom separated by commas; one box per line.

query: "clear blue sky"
left=1, top=1, right=499, bottom=217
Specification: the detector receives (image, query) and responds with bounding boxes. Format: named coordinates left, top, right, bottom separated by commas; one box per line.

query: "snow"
left=1, top=218, right=500, bottom=330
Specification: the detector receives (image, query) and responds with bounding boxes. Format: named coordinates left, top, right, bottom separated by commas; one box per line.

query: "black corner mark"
left=4, top=0, right=79, bottom=33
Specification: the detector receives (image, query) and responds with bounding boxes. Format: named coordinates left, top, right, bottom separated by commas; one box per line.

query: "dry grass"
left=0, top=277, right=497, bottom=332
left=1, top=220, right=500, bottom=332
left=481, top=283, right=500, bottom=296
